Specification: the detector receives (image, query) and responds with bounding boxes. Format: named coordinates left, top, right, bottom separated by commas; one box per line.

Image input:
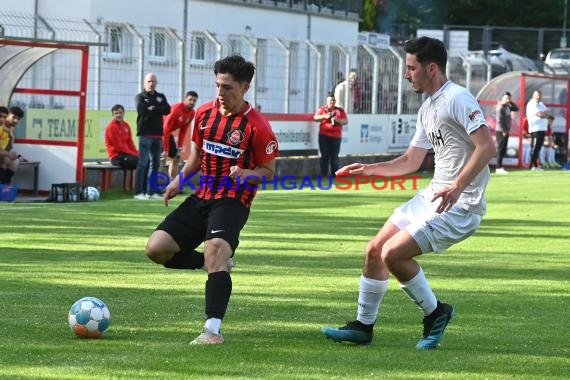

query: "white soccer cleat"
left=190, top=328, right=224, bottom=345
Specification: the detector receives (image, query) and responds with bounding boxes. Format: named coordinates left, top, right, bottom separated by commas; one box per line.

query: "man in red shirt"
left=145, top=55, right=278, bottom=345
left=162, top=90, right=199, bottom=179
left=313, top=94, right=348, bottom=176
left=104, top=104, right=138, bottom=169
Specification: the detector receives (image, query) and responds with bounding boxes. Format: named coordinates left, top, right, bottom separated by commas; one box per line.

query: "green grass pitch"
left=0, top=170, right=569, bottom=379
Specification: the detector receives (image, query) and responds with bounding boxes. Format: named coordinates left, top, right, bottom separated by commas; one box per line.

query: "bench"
left=82, top=163, right=135, bottom=192
left=14, top=161, right=40, bottom=195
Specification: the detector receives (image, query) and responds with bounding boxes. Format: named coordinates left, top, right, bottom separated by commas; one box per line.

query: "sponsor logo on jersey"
left=265, top=141, right=278, bottom=154
left=227, top=129, right=244, bottom=145
left=204, top=139, right=244, bottom=158
left=468, top=109, right=481, bottom=121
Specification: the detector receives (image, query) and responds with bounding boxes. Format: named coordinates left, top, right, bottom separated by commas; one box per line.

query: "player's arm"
left=164, top=141, right=201, bottom=205
left=135, top=93, right=151, bottom=115
left=157, top=94, right=171, bottom=116
left=338, top=145, right=427, bottom=177
left=177, top=123, right=190, bottom=153
left=433, top=125, right=496, bottom=213
left=162, top=114, right=174, bottom=153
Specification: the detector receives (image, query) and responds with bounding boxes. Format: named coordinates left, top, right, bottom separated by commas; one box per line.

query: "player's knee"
left=380, top=241, right=399, bottom=269
left=365, top=239, right=383, bottom=262
left=145, top=235, right=170, bottom=264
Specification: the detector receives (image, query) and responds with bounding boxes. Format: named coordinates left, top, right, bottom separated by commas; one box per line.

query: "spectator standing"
left=145, top=55, right=278, bottom=345
left=162, top=90, right=198, bottom=180
left=321, top=36, right=496, bottom=350
left=494, top=92, right=519, bottom=174
left=105, top=104, right=138, bottom=170
left=525, top=90, right=551, bottom=171
left=313, top=94, right=348, bottom=176
left=334, top=70, right=363, bottom=113
left=134, top=73, right=171, bottom=200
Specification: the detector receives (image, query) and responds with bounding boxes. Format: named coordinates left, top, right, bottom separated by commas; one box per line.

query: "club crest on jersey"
left=204, top=139, right=244, bottom=159
left=266, top=141, right=278, bottom=154
left=227, top=129, right=244, bottom=145
left=468, top=109, right=481, bottom=121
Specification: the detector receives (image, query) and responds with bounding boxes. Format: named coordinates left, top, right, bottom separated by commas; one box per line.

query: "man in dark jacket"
left=494, top=91, right=519, bottom=174
left=134, top=73, right=171, bottom=199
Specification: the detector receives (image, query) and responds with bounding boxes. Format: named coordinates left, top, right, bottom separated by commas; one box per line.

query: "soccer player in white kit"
left=321, top=36, right=496, bottom=349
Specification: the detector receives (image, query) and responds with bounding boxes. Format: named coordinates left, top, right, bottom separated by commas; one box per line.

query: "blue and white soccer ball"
left=86, top=186, right=100, bottom=202
left=68, top=297, right=111, bottom=338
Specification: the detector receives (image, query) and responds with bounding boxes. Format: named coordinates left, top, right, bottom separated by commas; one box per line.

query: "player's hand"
left=163, top=180, right=180, bottom=207
left=335, top=163, right=366, bottom=176
left=7, top=151, right=17, bottom=161
left=432, top=185, right=461, bottom=214
left=229, top=165, right=244, bottom=183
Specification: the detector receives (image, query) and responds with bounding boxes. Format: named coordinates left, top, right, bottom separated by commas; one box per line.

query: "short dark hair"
left=9, top=106, right=24, bottom=118
left=186, top=90, right=198, bottom=98
left=505, top=91, right=512, bottom=97
left=214, top=55, right=255, bottom=84
left=111, top=104, right=124, bottom=113
left=0, top=106, right=8, bottom=115
left=403, top=36, right=447, bottom=72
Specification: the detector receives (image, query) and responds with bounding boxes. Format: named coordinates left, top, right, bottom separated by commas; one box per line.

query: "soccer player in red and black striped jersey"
left=145, top=55, right=278, bottom=345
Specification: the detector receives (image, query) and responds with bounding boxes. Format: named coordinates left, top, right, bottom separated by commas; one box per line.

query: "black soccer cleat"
left=416, top=301, right=454, bottom=350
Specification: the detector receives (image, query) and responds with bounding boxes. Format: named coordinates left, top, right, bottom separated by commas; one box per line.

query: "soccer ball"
left=86, top=186, right=100, bottom=202
left=68, top=297, right=111, bottom=338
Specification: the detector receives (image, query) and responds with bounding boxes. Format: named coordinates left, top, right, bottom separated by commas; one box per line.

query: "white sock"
left=399, top=267, right=437, bottom=316
left=204, top=318, right=222, bottom=334
left=357, top=275, right=389, bottom=325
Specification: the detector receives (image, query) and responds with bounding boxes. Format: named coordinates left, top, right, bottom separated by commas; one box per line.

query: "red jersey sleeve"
left=249, top=110, right=278, bottom=164
left=177, top=109, right=195, bottom=148
left=192, top=105, right=206, bottom=148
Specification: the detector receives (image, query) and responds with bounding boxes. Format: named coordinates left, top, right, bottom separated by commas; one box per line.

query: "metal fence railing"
left=3, top=12, right=564, bottom=116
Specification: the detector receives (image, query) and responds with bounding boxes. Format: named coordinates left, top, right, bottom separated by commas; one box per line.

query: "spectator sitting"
left=105, top=104, right=138, bottom=170
left=540, top=115, right=560, bottom=168
left=0, top=106, right=25, bottom=185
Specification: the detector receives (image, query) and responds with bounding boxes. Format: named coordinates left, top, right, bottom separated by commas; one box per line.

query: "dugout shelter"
left=477, top=71, right=570, bottom=167
left=0, top=37, right=90, bottom=194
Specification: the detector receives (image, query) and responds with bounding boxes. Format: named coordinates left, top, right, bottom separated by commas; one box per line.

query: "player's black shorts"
left=167, top=135, right=178, bottom=158
left=156, top=195, right=250, bottom=253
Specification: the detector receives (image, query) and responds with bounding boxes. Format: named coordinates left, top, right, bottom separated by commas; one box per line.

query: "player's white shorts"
left=388, top=189, right=482, bottom=253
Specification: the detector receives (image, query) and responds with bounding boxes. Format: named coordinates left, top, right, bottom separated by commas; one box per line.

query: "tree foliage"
left=365, top=0, right=568, bottom=31
left=360, top=0, right=378, bottom=31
